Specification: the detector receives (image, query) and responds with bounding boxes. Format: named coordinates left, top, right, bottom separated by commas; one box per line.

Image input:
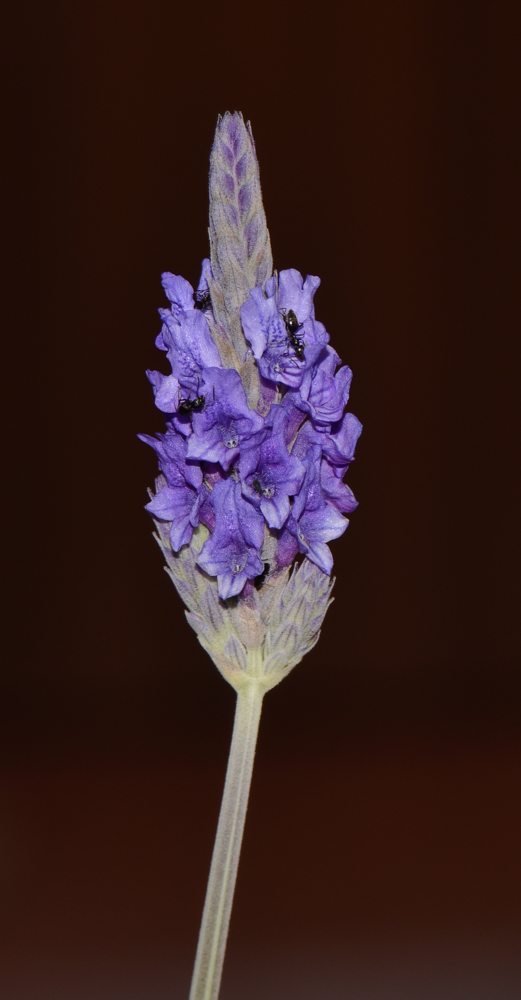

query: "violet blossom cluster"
left=140, top=263, right=362, bottom=601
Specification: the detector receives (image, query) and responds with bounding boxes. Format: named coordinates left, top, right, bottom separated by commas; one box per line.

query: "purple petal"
left=197, top=258, right=213, bottom=296
left=321, top=460, right=359, bottom=513
left=321, top=412, right=363, bottom=467
left=261, top=491, right=289, bottom=528
left=240, top=286, right=271, bottom=360
left=295, top=349, right=353, bottom=426
left=291, top=418, right=324, bottom=461
left=139, top=428, right=203, bottom=490
left=161, top=272, right=195, bottom=318
left=275, top=527, right=299, bottom=570
left=283, top=444, right=349, bottom=573
left=278, top=269, right=321, bottom=322
left=145, top=482, right=201, bottom=551
left=187, top=368, right=264, bottom=471
left=239, top=404, right=304, bottom=529
left=197, top=478, right=263, bottom=599
left=235, top=491, right=265, bottom=551
left=146, top=370, right=181, bottom=413
left=159, top=310, right=222, bottom=388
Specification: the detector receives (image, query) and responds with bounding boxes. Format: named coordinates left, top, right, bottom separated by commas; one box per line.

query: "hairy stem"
left=188, top=680, right=265, bottom=1000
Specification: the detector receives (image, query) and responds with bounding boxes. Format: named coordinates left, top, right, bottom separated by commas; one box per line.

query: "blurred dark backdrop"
left=2, top=1, right=521, bottom=997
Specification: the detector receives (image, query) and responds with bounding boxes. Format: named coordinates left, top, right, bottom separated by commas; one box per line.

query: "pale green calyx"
left=153, top=521, right=335, bottom=692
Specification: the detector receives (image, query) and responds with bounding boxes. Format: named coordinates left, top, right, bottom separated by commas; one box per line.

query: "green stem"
left=188, top=680, right=265, bottom=1000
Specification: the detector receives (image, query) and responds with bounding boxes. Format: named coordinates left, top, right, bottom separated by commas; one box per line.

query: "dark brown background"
left=3, top=1, right=521, bottom=997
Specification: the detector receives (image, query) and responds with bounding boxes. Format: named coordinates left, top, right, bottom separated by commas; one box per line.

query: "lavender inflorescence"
left=140, top=112, right=362, bottom=685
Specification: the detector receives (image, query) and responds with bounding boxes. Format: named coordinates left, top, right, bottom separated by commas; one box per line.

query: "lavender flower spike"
left=209, top=112, right=273, bottom=326
left=140, top=112, right=362, bottom=1000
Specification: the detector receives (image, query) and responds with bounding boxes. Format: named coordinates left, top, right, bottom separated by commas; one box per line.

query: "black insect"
left=177, top=394, right=206, bottom=415
left=283, top=308, right=302, bottom=336
left=254, top=562, right=270, bottom=591
left=194, top=290, right=212, bottom=311
left=281, top=308, right=305, bottom=360
left=252, top=478, right=275, bottom=499
left=290, top=338, right=305, bottom=361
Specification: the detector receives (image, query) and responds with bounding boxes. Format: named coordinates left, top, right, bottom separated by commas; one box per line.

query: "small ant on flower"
left=177, top=380, right=215, bottom=416
left=194, top=290, right=212, bottom=311
left=280, top=309, right=305, bottom=361
left=177, top=394, right=206, bottom=416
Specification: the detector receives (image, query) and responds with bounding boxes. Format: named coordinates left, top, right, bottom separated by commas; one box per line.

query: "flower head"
left=140, top=111, right=362, bottom=686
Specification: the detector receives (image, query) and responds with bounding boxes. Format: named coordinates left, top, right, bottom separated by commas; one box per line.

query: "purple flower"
left=145, top=481, right=203, bottom=551
left=320, top=459, right=358, bottom=513
left=145, top=369, right=181, bottom=414
left=279, top=392, right=308, bottom=447
left=239, top=404, right=304, bottom=529
left=139, top=430, right=210, bottom=551
left=291, top=415, right=324, bottom=461
left=161, top=259, right=213, bottom=315
left=157, top=310, right=222, bottom=392
left=145, top=369, right=208, bottom=437
left=293, top=346, right=353, bottom=428
left=161, top=272, right=197, bottom=318
left=145, top=369, right=188, bottom=428
left=321, top=411, right=363, bottom=470
left=187, top=367, right=264, bottom=471
left=197, top=478, right=264, bottom=599
left=155, top=266, right=221, bottom=392
left=276, top=268, right=321, bottom=321
left=138, top=426, right=199, bottom=486
left=278, top=445, right=349, bottom=575
left=273, top=527, right=299, bottom=572
left=240, top=269, right=329, bottom=388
